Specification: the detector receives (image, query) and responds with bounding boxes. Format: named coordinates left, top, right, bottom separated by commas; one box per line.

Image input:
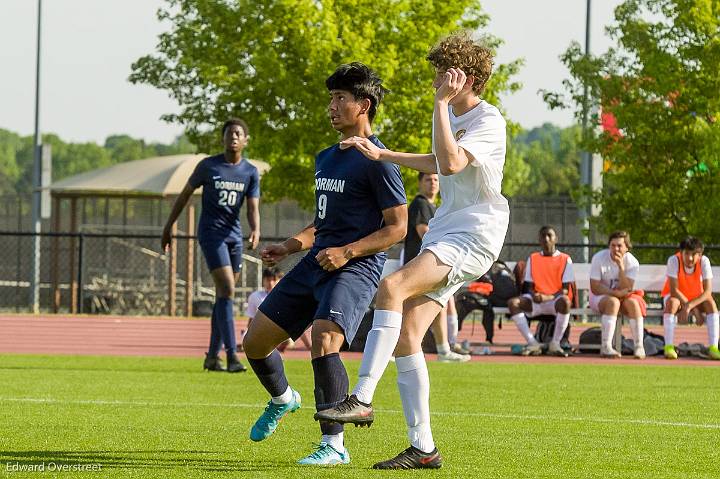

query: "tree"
left=130, top=0, right=522, bottom=208
left=512, top=123, right=581, bottom=197
left=544, top=0, right=720, bottom=246
left=0, top=129, right=23, bottom=194
left=0, top=129, right=196, bottom=195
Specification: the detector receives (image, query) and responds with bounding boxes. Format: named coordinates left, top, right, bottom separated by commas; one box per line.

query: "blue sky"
left=0, top=0, right=623, bottom=144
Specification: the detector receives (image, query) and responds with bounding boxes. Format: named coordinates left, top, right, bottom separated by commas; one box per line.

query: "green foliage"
left=0, top=129, right=23, bottom=194
left=545, top=0, right=720, bottom=244
left=511, top=123, right=582, bottom=197
left=0, top=129, right=196, bottom=195
left=130, top=0, right=522, bottom=209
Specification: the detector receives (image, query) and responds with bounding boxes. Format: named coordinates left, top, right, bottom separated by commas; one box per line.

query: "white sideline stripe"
left=2, top=397, right=719, bottom=430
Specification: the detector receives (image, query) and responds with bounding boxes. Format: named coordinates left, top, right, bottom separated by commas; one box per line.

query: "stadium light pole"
left=30, top=0, right=43, bottom=314
left=580, top=0, right=592, bottom=263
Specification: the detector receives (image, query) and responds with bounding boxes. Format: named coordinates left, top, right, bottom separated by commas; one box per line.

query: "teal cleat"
left=249, top=389, right=301, bottom=442
left=297, top=442, right=350, bottom=466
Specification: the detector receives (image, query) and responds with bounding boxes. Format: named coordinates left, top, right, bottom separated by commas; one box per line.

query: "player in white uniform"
left=314, top=32, right=509, bottom=469
left=589, top=231, right=645, bottom=359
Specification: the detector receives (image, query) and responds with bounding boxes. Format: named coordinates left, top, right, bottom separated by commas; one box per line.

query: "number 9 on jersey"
left=318, top=194, right=327, bottom=219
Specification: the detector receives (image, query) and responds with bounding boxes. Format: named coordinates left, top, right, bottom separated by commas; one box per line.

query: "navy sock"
left=207, top=302, right=222, bottom=357
left=216, top=297, right=237, bottom=352
left=248, top=350, right=289, bottom=398
left=312, top=353, right=348, bottom=436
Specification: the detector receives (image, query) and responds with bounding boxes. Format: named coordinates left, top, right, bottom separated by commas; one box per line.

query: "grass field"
left=0, top=354, right=718, bottom=478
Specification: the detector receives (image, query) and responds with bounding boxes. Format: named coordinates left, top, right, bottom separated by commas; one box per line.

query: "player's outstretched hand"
left=262, top=243, right=288, bottom=266
left=248, top=230, right=260, bottom=250
left=339, top=136, right=383, bottom=161
left=435, top=68, right=467, bottom=103
left=316, top=247, right=350, bottom=271
left=161, top=227, right=172, bottom=253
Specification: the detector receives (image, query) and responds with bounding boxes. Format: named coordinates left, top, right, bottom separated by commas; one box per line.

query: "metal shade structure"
left=49, top=154, right=270, bottom=198
left=48, top=154, right=270, bottom=316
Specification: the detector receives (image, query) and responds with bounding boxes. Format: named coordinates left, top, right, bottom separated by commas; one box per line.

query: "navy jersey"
left=189, top=154, right=260, bottom=243
left=311, top=135, right=406, bottom=263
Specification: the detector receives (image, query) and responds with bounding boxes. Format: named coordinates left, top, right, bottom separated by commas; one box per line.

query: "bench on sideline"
left=380, top=259, right=720, bottom=351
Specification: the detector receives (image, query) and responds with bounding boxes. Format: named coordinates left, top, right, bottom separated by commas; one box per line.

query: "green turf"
left=0, top=354, right=718, bottom=478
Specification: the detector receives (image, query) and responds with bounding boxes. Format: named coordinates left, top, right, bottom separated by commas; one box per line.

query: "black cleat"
left=373, top=446, right=443, bottom=469
left=226, top=352, right=247, bottom=373
left=203, top=354, right=226, bottom=372
left=313, top=394, right=374, bottom=426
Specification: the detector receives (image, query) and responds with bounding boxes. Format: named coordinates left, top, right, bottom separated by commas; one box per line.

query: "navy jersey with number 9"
left=189, top=154, right=260, bottom=243
left=311, top=135, right=406, bottom=263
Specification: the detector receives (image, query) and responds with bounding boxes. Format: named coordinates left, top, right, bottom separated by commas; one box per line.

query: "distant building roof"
left=50, top=154, right=270, bottom=197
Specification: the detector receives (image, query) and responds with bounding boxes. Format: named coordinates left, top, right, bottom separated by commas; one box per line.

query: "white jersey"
left=245, top=290, right=269, bottom=319
left=589, top=249, right=640, bottom=290
left=426, top=100, right=510, bottom=258
left=666, top=254, right=712, bottom=280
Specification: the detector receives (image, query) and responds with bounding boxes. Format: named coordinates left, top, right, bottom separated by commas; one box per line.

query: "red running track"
left=0, top=314, right=717, bottom=367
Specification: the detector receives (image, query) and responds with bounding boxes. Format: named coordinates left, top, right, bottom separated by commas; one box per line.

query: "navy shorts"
left=258, top=254, right=383, bottom=345
left=199, top=240, right=243, bottom=273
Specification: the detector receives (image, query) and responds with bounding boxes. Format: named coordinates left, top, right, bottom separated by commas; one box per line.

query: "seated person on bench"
left=589, top=230, right=645, bottom=359
left=661, top=236, right=720, bottom=360
left=507, top=225, right=574, bottom=357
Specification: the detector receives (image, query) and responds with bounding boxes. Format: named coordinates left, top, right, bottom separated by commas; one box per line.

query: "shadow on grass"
left=0, top=450, right=310, bottom=473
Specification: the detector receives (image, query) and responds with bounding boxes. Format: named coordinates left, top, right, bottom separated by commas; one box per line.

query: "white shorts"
left=589, top=294, right=607, bottom=313
left=523, top=294, right=561, bottom=317
left=420, top=232, right=495, bottom=306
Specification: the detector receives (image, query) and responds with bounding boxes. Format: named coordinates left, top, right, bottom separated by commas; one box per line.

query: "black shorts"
left=258, top=254, right=382, bottom=344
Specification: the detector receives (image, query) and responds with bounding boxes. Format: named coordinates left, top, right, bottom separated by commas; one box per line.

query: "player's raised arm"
left=161, top=181, right=196, bottom=252
left=340, top=136, right=437, bottom=173
left=315, top=204, right=407, bottom=271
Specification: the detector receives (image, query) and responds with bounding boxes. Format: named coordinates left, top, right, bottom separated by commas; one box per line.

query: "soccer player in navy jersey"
left=161, top=118, right=260, bottom=373
left=242, top=63, right=407, bottom=466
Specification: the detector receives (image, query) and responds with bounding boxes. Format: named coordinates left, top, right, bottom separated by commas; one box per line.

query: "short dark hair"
left=222, top=118, right=249, bottom=137
left=680, top=236, right=704, bottom=252
left=325, top=62, right=388, bottom=123
left=262, top=267, right=282, bottom=279
left=608, top=230, right=632, bottom=249
left=538, top=225, right=556, bottom=236
left=418, top=171, right=436, bottom=181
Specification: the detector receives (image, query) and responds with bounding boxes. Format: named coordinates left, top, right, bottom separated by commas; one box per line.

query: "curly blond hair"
left=426, top=31, right=493, bottom=95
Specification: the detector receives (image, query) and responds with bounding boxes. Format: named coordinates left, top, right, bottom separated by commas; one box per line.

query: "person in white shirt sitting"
left=589, top=231, right=646, bottom=359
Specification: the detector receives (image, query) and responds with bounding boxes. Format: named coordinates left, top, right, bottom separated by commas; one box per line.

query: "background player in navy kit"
left=161, top=118, right=260, bottom=373
left=242, top=63, right=407, bottom=466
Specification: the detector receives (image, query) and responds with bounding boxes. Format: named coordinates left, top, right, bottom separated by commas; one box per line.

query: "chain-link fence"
left=2, top=229, right=718, bottom=315
left=0, top=231, right=263, bottom=316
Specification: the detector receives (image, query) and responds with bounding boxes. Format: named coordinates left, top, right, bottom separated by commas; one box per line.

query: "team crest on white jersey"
left=455, top=129, right=466, bottom=141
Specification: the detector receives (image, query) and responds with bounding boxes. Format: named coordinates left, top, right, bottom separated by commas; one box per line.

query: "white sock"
left=629, top=317, right=644, bottom=347
left=552, top=313, right=570, bottom=344
left=707, top=312, right=719, bottom=347
left=663, top=314, right=677, bottom=346
left=396, top=352, right=434, bottom=453
left=322, top=432, right=344, bottom=451
left=271, top=385, right=292, bottom=404
left=447, top=314, right=458, bottom=345
left=436, top=342, right=450, bottom=355
left=352, top=310, right=402, bottom=403
left=511, top=313, right=538, bottom=345
left=601, top=315, right=617, bottom=349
